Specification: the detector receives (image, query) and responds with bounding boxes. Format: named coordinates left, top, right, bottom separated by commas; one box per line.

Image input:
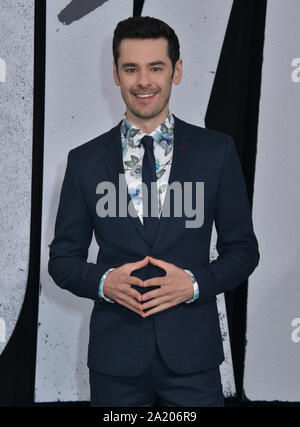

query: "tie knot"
left=141, top=135, right=154, bottom=151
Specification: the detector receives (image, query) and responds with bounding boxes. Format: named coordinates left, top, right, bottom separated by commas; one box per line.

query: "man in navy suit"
left=48, top=16, right=259, bottom=407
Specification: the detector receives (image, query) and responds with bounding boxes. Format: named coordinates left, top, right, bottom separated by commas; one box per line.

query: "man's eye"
left=126, top=69, right=137, bottom=73
left=151, top=67, right=161, bottom=72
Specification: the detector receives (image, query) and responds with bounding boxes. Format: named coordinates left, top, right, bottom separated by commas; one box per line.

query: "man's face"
left=113, top=37, right=182, bottom=124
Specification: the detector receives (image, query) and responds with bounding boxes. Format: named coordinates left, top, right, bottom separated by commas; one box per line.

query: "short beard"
left=128, top=103, right=168, bottom=120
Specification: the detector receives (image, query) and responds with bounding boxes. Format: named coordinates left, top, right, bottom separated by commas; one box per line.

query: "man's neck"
left=125, top=110, right=169, bottom=134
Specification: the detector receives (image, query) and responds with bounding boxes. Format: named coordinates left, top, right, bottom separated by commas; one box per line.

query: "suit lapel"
left=151, top=115, right=194, bottom=249
left=103, top=121, right=150, bottom=246
left=102, top=116, right=195, bottom=248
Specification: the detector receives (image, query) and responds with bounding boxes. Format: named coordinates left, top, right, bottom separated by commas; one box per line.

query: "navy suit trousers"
left=89, top=342, right=224, bottom=407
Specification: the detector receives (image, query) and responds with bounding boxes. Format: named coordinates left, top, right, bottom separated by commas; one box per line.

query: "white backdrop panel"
left=0, top=0, right=34, bottom=355
left=244, top=0, right=300, bottom=402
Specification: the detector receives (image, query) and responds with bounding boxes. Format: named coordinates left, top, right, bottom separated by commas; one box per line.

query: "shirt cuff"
left=183, top=269, right=199, bottom=303
left=99, top=268, right=115, bottom=302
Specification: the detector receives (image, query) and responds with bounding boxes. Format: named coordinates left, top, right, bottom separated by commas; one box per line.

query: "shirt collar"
left=120, top=112, right=174, bottom=149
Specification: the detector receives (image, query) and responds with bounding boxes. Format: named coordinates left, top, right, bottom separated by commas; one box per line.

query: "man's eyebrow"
left=121, top=63, right=138, bottom=68
left=149, top=61, right=167, bottom=66
left=121, top=61, right=167, bottom=68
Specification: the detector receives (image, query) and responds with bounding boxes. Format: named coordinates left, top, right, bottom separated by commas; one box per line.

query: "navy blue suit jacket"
left=48, top=115, right=259, bottom=376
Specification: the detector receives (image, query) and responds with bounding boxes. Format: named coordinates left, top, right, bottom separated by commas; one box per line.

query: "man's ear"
left=113, top=61, right=120, bottom=86
left=172, top=59, right=183, bottom=85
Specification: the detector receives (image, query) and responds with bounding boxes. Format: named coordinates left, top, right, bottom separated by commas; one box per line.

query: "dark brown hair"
left=113, top=16, right=180, bottom=72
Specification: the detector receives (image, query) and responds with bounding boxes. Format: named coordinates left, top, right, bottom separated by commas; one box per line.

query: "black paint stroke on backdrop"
left=58, top=0, right=109, bottom=25
left=133, top=0, right=145, bottom=17
left=58, top=0, right=145, bottom=24
left=205, top=0, right=267, bottom=401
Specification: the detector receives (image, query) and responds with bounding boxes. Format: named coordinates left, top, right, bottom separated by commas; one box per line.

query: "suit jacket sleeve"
left=48, top=149, right=108, bottom=301
left=192, top=136, right=260, bottom=303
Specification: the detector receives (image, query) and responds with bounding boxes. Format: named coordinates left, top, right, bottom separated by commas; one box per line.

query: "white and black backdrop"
left=1, top=0, right=299, bottom=406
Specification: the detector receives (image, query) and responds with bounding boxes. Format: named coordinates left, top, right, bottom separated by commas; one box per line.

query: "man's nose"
left=137, top=69, right=152, bottom=87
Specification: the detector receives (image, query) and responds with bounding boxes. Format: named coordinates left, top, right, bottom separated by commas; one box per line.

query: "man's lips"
left=132, top=92, right=158, bottom=103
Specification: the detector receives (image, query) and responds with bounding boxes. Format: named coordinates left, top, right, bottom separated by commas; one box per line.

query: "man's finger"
left=121, top=285, right=143, bottom=302
left=148, top=256, right=169, bottom=270
left=144, top=302, right=171, bottom=317
left=119, top=293, right=144, bottom=311
left=126, top=256, right=149, bottom=273
left=142, top=288, right=165, bottom=302
left=143, top=295, right=170, bottom=310
left=143, top=277, right=164, bottom=287
left=116, top=296, right=145, bottom=317
left=125, top=276, right=144, bottom=287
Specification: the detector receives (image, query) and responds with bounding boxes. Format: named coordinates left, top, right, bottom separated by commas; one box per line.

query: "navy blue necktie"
left=141, top=135, right=159, bottom=244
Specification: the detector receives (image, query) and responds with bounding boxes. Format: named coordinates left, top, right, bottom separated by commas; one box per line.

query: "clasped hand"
left=103, top=256, right=194, bottom=318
